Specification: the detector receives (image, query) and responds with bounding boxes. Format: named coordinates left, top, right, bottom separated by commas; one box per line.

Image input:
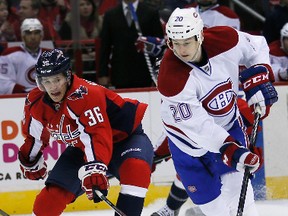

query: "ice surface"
left=14, top=198, right=288, bottom=216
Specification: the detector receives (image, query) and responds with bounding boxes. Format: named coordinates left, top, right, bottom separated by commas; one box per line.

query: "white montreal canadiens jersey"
left=269, top=40, right=288, bottom=81
left=196, top=4, right=240, bottom=30
left=0, top=45, right=46, bottom=94
left=157, top=26, right=271, bottom=157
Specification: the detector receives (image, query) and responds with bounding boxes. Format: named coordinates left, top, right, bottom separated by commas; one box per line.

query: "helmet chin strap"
left=188, top=42, right=202, bottom=62
left=166, top=38, right=173, bottom=51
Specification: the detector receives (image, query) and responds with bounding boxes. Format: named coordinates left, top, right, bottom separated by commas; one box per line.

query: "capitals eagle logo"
left=68, top=85, right=88, bottom=101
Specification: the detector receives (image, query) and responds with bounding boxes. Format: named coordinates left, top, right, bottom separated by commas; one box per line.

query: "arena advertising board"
left=1, top=86, right=288, bottom=200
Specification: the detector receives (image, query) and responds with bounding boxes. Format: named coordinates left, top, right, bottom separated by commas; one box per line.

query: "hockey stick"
left=236, top=103, right=262, bottom=216
left=0, top=209, right=10, bottom=216
left=153, top=153, right=171, bottom=164
left=94, top=190, right=127, bottom=216
left=128, top=3, right=158, bottom=84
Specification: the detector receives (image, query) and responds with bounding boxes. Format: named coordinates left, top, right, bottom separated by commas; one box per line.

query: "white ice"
left=15, top=198, right=288, bottom=216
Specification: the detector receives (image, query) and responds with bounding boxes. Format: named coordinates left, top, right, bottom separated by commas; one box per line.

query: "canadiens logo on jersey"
left=68, top=85, right=88, bottom=101
left=201, top=78, right=236, bottom=116
left=26, top=65, right=37, bottom=85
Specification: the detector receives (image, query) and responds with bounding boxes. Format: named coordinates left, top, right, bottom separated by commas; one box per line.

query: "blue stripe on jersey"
left=106, top=97, right=137, bottom=135
left=166, top=129, right=201, bottom=150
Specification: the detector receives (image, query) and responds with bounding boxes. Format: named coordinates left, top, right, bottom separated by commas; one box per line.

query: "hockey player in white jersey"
left=154, top=7, right=278, bottom=216
left=152, top=1, right=240, bottom=215
left=136, top=0, right=240, bottom=60
left=269, top=22, right=288, bottom=81
left=194, top=0, right=240, bottom=30
left=0, top=18, right=49, bottom=94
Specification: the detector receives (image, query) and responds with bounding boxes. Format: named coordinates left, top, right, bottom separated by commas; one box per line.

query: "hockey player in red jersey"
left=152, top=7, right=278, bottom=216
left=18, top=49, right=154, bottom=216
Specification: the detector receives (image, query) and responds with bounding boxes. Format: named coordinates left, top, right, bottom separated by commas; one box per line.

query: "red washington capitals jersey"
left=20, top=75, right=147, bottom=165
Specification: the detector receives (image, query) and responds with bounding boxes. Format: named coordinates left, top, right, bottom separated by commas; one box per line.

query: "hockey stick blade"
left=236, top=103, right=262, bottom=216
left=94, top=190, right=127, bottom=216
left=153, top=154, right=171, bottom=164
left=0, top=209, right=10, bottom=216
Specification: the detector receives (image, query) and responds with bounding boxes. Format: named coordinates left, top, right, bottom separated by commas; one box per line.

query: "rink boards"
left=0, top=84, right=288, bottom=214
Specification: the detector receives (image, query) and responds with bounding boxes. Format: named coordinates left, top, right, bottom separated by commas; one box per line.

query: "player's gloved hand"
left=78, top=162, right=109, bottom=203
left=135, top=36, right=165, bottom=57
left=19, top=152, right=47, bottom=180
left=220, top=141, right=263, bottom=173
left=239, top=65, right=278, bottom=119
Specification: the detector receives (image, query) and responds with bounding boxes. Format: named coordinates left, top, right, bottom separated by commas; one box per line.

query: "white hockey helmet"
left=280, top=22, right=288, bottom=51
left=281, top=23, right=288, bottom=39
left=21, top=18, right=43, bottom=35
left=166, top=7, right=204, bottom=41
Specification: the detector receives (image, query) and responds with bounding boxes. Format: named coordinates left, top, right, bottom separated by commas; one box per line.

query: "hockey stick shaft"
left=128, top=3, right=158, bottom=84
left=0, top=209, right=10, bottom=216
left=236, top=103, right=262, bottom=216
left=94, top=190, right=127, bottom=216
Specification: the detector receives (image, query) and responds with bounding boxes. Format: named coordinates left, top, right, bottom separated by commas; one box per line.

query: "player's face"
left=172, top=37, right=202, bottom=62
left=41, top=73, right=68, bottom=102
left=283, top=37, right=288, bottom=54
left=22, top=30, right=43, bottom=52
